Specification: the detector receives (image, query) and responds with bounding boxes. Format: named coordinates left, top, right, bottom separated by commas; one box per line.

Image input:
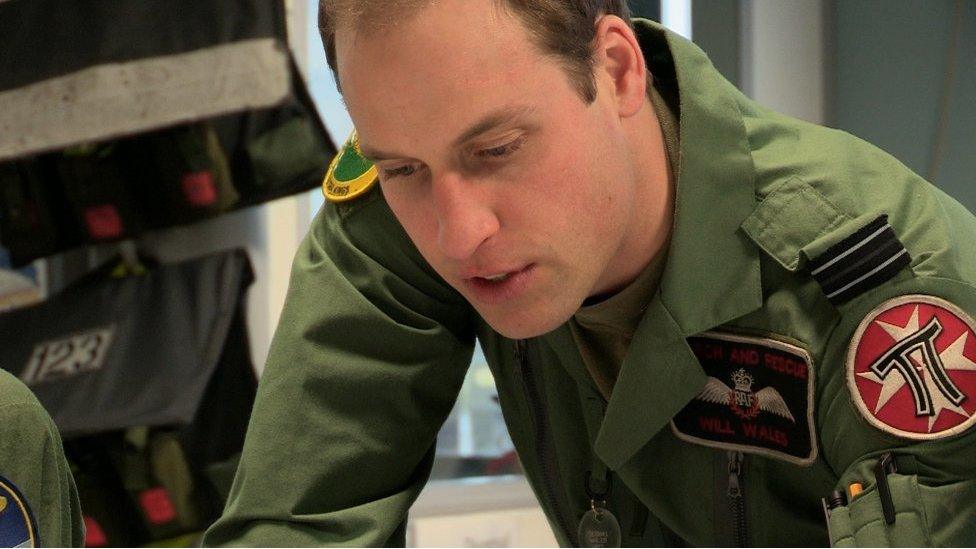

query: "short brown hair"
left=319, top=0, right=633, bottom=103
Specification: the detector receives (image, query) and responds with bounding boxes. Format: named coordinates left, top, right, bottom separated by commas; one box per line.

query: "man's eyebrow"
left=358, top=146, right=401, bottom=163
left=451, top=105, right=537, bottom=148
left=358, top=105, right=537, bottom=162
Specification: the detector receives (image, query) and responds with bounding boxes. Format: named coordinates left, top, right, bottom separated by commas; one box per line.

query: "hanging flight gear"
left=56, top=143, right=146, bottom=243
left=0, top=248, right=258, bottom=546
left=0, top=0, right=337, bottom=264
left=121, top=123, right=239, bottom=226
left=0, top=159, right=80, bottom=266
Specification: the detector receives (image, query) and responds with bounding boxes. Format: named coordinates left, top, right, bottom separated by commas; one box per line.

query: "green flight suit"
left=204, top=20, right=976, bottom=547
left=0, top=369, right=85, bottom=547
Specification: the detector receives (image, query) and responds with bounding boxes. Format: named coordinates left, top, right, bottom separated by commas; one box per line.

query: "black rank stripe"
left=808, top=215, right=911, bottom=304
left=817, top=236, right=904, bottom=291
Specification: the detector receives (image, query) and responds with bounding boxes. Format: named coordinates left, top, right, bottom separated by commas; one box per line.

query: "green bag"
left=243, top=112, right=332, bottom=192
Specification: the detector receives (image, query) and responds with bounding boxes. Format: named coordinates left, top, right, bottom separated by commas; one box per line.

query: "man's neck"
left=591, top=92, right=676, bottom=299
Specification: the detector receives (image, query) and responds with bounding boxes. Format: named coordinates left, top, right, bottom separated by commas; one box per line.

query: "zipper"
left=515, top=339, right=578, bottom=546
left=727, top=451, right=747, bottom=547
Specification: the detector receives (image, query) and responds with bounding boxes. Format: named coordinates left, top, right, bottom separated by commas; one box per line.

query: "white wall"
left=740, top=0, right=826, bottom=124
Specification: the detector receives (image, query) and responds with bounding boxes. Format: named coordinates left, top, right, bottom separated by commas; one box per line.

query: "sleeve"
left=1, top=397, right=85, bottom=547
left=202, top=189, right=475, bottom=546
left=817, top=275, right=976, bottom=547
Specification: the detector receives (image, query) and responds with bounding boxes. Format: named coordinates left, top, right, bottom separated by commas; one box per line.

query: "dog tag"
left=578, top=505, right=621, bottom=548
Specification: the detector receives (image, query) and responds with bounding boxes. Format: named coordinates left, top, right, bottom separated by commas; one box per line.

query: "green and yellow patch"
left=322, top=130, right=378, bottom=203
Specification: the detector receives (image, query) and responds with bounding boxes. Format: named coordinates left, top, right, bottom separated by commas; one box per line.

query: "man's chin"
left=477, top=307, right=573, bottom=340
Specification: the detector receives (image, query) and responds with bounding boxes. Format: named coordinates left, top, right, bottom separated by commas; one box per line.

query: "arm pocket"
left=828, top=472, right=931, bottom=547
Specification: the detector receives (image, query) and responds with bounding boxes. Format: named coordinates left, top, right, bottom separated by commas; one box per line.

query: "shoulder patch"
left=322, top=130, right=378, bottom=203
left=0, top=475, right=39, bottom=548
left=807, top=215, right=911, bottom=305
left=847, top=294, right=976, bottom=440
left=672, top=331, right=817, bottom=465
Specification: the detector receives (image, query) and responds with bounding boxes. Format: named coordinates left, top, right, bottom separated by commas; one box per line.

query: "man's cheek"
left=398, top=214, right=448, bottom=268
left=384, top=192, right=430, bottom=238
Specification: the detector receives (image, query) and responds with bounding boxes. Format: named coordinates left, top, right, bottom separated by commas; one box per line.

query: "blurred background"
left=0, top=0, right=971, bottom=546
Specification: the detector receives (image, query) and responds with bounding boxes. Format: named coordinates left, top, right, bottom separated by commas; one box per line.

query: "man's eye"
left=382, top=165, right=418, bottom=179
left=476, top=136, right=526, bottom=159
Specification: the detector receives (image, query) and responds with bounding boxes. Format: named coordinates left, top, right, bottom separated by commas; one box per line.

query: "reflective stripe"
left=826, top=249, right=909, bottom=299
left=811, top=223, right=890, bottom=276
left=0, top=38, right=290, bottom=161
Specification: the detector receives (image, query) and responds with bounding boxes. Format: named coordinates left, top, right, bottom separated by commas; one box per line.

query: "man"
left=1, top=369, right=84, bottom=547
left=204, top=0, right=976, bottom=546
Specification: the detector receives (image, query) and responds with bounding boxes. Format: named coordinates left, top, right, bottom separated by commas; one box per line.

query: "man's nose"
left=431, top=171, right=500, bottom=261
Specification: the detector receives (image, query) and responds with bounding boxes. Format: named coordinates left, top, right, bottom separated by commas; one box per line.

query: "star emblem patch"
left=848, top=295, right=976, bottom=439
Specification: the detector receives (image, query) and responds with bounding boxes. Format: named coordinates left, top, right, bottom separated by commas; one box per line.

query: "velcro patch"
left=847, top=295, right=976, bottom=440
left=0, top=475, right=38, bottom=548
left=84, top=204, right=125, bottom=240
left=84, top=516, right=108, bottom=547
left=322, top=130, right=377, bottom=203
left=672, top=331, right=817, bottom=465
left=808, top=215, right=911, bottom=305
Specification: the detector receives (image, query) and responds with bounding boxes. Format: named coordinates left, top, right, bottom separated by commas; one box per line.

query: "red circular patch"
left=847, top=295, right=976, bottom=439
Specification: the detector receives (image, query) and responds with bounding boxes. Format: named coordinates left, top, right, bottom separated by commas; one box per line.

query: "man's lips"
left=461, top=264, right=536, bottom=305
left=461, top=264, right=531, bottom=281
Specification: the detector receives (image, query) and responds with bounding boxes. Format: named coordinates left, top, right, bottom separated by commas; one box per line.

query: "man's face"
left=336, top=0, right=648, bottom=338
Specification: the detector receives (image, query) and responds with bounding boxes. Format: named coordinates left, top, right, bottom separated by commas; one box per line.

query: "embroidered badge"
left=0, top=475, right=39, bottom=548
left=847, top=295, right=976, bottom=440
left=672, top=331, right=817, bottom=465
left=322, top=129, right=378, bottom=203
left=808, top=215, right=911, bottom=305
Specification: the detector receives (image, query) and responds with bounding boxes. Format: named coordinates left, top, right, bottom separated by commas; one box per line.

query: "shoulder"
left=312, top=129, right=405, bottom=255
left=0, top=369, right=59, bottom=446
left=296, top=131, right=467, bottom=318
left=741, top=107, right=976, bottom=294
left=736, top=115, right=976, bottom=457
left=321, top=129, right=379, bottom=212
left=0, top=369, right=41, bottom=415
left=0, top=371, right=80, bottom=549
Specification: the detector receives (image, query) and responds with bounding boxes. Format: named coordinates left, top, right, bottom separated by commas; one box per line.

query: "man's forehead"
left=332, top=0, right=504, bottom=54
left=331, top=0, right=509, bottom=36
left=335, top=0, right=551, bottom=151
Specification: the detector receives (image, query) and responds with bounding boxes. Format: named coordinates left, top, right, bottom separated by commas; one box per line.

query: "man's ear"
left=593, top=15, right=647, bottom=118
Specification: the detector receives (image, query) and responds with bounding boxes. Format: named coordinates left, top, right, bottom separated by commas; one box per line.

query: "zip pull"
left=727, top=451, right=747, bottom=547
left=728, top=471, right=741, bottom=498
left=727, top=451, right=744, bottom=498
left=513, top=340, right=525, bottom=379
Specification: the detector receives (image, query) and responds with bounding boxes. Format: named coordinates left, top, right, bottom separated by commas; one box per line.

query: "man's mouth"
left=463, top=264, right=536, bottom=305
left=481, top=272, right=512, bottom=283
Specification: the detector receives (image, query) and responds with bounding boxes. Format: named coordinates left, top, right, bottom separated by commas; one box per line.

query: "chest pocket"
left=740, top=177, right=850, bottom=273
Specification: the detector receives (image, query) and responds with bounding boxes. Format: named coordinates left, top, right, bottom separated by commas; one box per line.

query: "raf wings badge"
left=323, top=129, right=378, bottom=203
left=672, top=331, right=817, bottom=465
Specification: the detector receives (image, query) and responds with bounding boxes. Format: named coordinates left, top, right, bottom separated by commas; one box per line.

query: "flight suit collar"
left=593, top=21, right=763, bottom=469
